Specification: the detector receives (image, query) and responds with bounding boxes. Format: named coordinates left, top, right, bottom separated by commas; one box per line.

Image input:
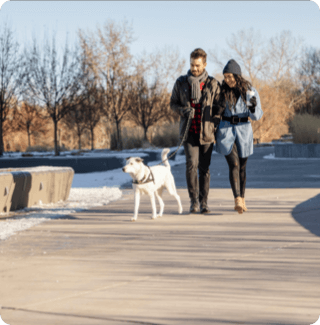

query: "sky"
left=0, top=1, right=320, bottom=79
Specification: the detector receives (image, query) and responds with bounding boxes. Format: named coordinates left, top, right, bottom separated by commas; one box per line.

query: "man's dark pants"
left=183, top=132, right=213, bottom=205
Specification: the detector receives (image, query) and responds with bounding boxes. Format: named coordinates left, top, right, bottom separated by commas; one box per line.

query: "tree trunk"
left=27, top=128, right=31, bottom=148
left=54, top=119, right=59, bottom=156
left=78, top=131, right=81, bottom=150
left=144, top=127, right=148, bottom=141
left=91, top=126, right=94, bottom=151
left=0, top=115, right=3, bottom=157
left=115, top=120, right=122, bottom=150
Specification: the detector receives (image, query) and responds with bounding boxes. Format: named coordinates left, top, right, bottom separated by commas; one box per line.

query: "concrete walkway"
left=1, top=188, right=320, bottom=325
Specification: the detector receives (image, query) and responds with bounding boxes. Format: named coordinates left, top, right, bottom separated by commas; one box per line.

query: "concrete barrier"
left=0, top=151, right=162, bottom=173
left=0, top=172, right=15, bottom=213
left=275, top=144, right=320, bottom=158
left=0, top=166, right=74, bottom=213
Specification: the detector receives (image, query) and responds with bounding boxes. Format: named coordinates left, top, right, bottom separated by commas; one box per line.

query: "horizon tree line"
left=0, top=22, right=319, bottom=156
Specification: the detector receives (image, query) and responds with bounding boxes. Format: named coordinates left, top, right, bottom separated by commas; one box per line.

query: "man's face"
left=190, top=57, right=207, bottom=77
left=224, top=73, right=237, bottom=88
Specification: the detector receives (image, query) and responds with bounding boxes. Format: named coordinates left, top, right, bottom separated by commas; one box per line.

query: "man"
left=170, top=48, right=221, bottom=214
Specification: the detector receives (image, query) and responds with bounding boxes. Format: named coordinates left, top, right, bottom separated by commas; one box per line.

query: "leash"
left=130, top=111, right=193, bottom=186
left=132, top=166, right=155, bottom=185
left=154, top=111, right=193, bottom=167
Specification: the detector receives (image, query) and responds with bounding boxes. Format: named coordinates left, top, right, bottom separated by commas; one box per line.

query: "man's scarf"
left=187, top=69, right=208, bottom=104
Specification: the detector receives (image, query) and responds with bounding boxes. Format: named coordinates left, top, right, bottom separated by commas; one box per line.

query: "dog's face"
left=122, top=157, right=144, bottom=176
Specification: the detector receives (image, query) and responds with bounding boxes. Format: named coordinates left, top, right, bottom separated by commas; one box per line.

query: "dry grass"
left=25, top=145, right=53, bottom=152
left=289, top=114, right=320, bottom=144
left=122, top=127, right=146, bottom=149
left=109, top=123, right=180, bottom=150
left=110, top=126, right=147, bottom=150
left=150, top=122, right=180, bottom=148
left=25, top=144, right=68, bottom=152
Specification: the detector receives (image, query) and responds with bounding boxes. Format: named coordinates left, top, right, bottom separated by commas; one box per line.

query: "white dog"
left=122, top=148, right=183, bottom=221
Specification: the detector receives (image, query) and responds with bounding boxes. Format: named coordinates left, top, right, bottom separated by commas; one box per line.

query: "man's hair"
left=190, top=48, right=207, bottom=64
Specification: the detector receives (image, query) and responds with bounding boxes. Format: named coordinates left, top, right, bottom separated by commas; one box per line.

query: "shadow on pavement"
left=291, top=193, right=320, bottom=237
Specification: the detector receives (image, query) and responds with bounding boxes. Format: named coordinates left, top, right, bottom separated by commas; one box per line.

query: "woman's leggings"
left=224, top=143, right=248, bottom=198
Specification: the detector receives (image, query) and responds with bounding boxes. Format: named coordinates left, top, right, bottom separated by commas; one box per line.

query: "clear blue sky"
left=1, top=1, right=320, bottom=77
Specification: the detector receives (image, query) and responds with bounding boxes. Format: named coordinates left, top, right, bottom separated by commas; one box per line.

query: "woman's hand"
left=249, top=96, right=257, bottom=113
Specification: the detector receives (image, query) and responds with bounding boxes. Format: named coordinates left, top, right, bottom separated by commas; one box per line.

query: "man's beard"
left=191, top=69, right=204, bottom=77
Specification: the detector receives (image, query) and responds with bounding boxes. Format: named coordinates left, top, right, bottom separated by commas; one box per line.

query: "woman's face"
left=224, top=73, right=236, bottom=88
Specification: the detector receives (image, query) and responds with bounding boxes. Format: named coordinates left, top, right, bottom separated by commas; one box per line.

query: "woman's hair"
left=220, top=74, right=252, bottom=110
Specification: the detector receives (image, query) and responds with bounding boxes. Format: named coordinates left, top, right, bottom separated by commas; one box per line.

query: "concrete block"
left=0, top=166, right=74, bottom=212
left=275, top=144, right=320, bottom=158
left=0, top=172, right=15, bottom=213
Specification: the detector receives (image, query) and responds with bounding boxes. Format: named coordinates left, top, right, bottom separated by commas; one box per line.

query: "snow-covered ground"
left=0, top=149, right=186, bottom=241
left=2, top=146, right=319, bottom=241
left=263, top=153, right=320, bottom=160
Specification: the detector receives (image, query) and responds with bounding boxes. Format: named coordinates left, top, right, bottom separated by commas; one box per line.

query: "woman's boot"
left=234, top=197, right=243, bottom=214
left=242, top=197, right=248, bottom=212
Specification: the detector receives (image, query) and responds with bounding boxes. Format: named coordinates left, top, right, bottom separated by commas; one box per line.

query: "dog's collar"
left=133, top=167, right=155, bottom=185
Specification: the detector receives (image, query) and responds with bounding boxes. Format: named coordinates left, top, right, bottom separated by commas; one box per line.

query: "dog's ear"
left=126, top=157, right=132, bottom=161
left=135, top=158, right=144, bottom=163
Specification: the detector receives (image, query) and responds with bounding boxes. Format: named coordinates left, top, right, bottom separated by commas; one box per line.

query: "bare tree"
left=62, top=85, right=103, bottom=151
left=298, top=47, right=320, bottom=114
left=266, top=31, right=304, bottom=85
left=79, top=20, right=135, bottom=150
left=148, top=46, right=186, bottom=91
left=209, top=29, right=304, bottom=142
left=13, top=99, right=48, bottom=148
left=84, top=85, right=103, bottom=150
left=251, top=84, right=295, bottom=142
left=130, top=76, right=165, bottom=140
left=209, top=28, right=268, bottom=84
left=26, top=36, right=86, bottom=155
left=129, top=48, right=184, bottom=141
left=209, top=28, right=303, bottom=86
left=62, top=100, right=88, bottom=150
left=62, top=50, right=103, bottom=151
left=0, top=24, right=25, bottom=156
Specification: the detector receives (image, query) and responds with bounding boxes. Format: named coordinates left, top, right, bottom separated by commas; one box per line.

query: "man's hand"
left=184, top=107, right=195, bottom=118
left=249, top=96, right=257, bottom=113
left=212, top=117, right=221, bottom=127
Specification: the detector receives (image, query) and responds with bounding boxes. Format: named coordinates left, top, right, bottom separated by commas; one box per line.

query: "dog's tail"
left=161, top=148, right=171, bottom=169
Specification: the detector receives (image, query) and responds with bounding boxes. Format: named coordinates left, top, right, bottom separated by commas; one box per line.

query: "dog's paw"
left=157, top=214, right=163, bottom=218
left=178, top=207, right=183, bottom=214
left=151, top=215, right=157, bottom=220
left=131, top=216, right=137, bottom=222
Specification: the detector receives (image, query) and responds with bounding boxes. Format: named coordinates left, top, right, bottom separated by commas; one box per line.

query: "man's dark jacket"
left=170, top=74, right=221, bottom=145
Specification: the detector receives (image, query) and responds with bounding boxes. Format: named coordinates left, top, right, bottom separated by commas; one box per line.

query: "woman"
left=215, top=59, right=263, bottom=214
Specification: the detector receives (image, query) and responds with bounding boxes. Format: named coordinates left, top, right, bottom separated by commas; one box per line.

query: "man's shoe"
left=190, top=201, right=200, bottom=214
left=200, top=203, right=211, bottom=214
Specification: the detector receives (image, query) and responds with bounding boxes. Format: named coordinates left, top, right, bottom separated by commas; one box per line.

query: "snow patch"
left=0, top=187, right=122, bottom=241
left=264, top=153, right=320, bottom=160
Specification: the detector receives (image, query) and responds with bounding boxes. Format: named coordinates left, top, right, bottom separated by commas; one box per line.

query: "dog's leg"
left=172, top=192, right=183, bottom=214
left=166, top=178, right=183, bottom=214
left=132, top=189, right=140, bottom=221
left=149, top=193, right=157, bottom=219
left=155, top=188, right=164, bottom=218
